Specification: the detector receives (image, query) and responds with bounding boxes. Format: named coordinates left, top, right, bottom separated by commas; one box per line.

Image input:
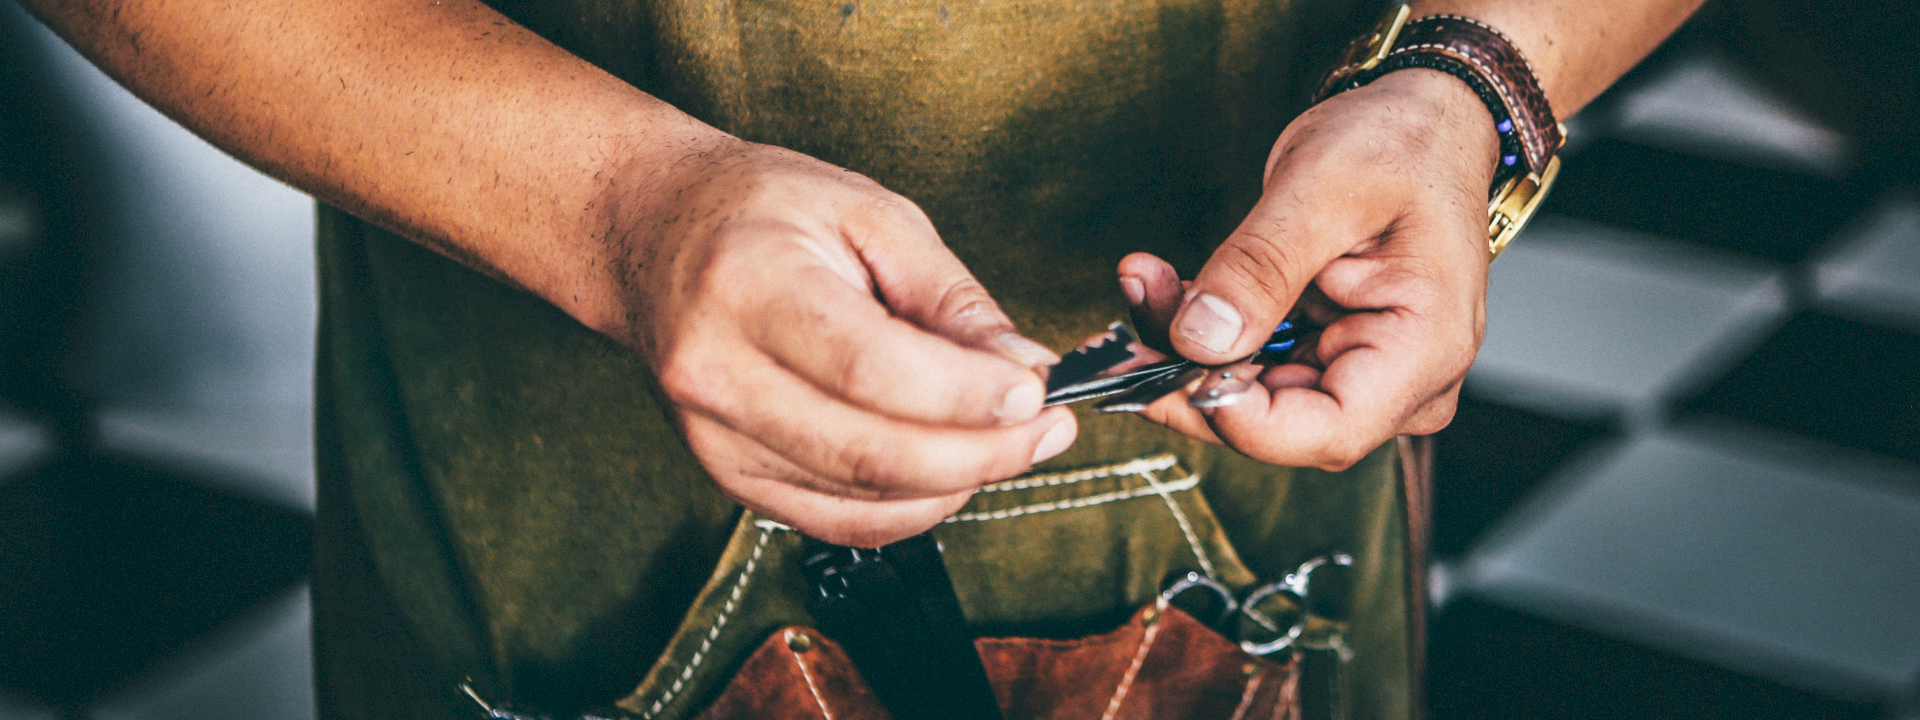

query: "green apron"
left=309, top=0, right=1416, bottom=718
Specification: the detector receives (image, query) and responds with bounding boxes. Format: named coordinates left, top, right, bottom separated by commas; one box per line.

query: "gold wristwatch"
left=1316, top=4, right=1566, bottom=259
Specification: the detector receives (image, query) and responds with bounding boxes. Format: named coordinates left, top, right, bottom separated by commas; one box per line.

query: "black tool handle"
left=801, top=533, right=1004, bottom=720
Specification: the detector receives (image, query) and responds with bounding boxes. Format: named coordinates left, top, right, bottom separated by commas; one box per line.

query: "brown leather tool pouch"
left=696, top=601, right=1300, bottom=720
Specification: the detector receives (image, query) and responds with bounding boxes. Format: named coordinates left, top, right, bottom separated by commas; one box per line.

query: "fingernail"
left=994, top=332, right=1060, bottom=369
left=1031, top=418, right=1075, bottom=464
left=1119, top=276, right=1146, bottom=306
left=1177, top=293, right=1243, bottom=355
left=995, top=382, right=1043, bottom=423
left=1189, top=367, right=1254, bottom=410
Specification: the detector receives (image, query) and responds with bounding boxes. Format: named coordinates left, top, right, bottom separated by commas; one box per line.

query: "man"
left=21, top=0, right=1699, bottom=717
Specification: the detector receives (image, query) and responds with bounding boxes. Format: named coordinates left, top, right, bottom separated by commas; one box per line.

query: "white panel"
left=1611, top=51, right=1852, bottom=176
left=96, top=406, right=314, bottom=511
left=9, top=4, right=316, bottom=509
left=1815, top=192, right=1920, bottom=334
left=0, top=693, right=54, bottom=720
left=1465, top=426, right=1920, bottom=702
left=13, top=5, right=316, bottom=412
left=1471, top=216, right=1789, bottom=422
left=0, top=411, right=49, bottom=484
left=0, top=188, right=35, bottom=261
left=93, top=588, right=314, bottom=720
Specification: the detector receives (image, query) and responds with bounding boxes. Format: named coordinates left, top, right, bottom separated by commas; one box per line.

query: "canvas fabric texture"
left=309, top=0, right=1414, bottom=718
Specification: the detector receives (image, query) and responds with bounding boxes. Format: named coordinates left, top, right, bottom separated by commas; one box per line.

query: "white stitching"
left=1141, top=469, right=1218, bottom=580
left=942, top=475, right=1199, bottom=523
left=976, top=454, right=1178, bottom=493
left=789, top=637, right=836, bottom=720
left=1277, top=661, right=1301, bottom=720
left=641, top=529, right=770, bottom=719
left=1424, top=13, right=1519, bottom=47
left=1099, top=599, right=1167, bottom=720
left=749, top=458, right=1197, bottom=527
left=1228, top=668, right=1264, bottom=720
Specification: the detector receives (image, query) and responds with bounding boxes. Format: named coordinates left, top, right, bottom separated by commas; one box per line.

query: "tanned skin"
left=21, top=0, right=1701, bottom=545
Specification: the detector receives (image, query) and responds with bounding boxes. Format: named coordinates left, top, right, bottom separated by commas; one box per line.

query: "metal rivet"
left=1242, top=662, right=1259, bottom=678
left=785, top=629, right=813, bottom=653
left=1142, top=608, right=1160, bottom=626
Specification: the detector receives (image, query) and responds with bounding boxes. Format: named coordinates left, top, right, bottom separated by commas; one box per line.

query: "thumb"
left=1170, top=198, right=1353, bottom=364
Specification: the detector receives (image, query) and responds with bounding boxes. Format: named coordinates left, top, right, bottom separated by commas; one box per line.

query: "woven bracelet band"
left=1315, top=6, right=1566, bottom=257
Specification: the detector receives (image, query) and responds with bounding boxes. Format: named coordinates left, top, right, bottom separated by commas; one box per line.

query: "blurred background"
left=0, top=1, right=1914, bottom=719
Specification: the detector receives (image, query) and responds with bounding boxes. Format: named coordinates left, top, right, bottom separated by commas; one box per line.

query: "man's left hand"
left=1115, top=68, right=1498, bottom=470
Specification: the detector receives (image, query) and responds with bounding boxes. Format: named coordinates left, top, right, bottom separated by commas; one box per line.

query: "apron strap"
left=801, top=533, right=1005, bottom=720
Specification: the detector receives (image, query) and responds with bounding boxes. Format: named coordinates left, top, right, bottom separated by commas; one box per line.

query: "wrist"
left=568, top=117, right=740, bottom=337
left=1349, top=70, right=1501, bottom=191
left=1317, top=6, right=1567, bottom=257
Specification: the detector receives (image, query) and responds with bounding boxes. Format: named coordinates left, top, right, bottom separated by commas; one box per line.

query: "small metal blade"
left=1044, top=360, right=1190, bottom=407
left=1092, top=365, right=1208, bottom=413
left=1044, top=322, right=1138, bottom=394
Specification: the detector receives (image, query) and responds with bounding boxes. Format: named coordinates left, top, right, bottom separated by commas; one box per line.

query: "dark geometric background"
left=2, top=1, right=1915, bottom=719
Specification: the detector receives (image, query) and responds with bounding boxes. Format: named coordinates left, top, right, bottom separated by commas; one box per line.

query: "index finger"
left=740, top=250, right=1048, bottom=428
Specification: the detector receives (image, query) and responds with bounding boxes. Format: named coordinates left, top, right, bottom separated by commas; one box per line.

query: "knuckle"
left=831, top=341, right=893, bottom=405
left=1219, top=231, right=1301, bottom=302
left=975, top=445, right=1030, bottom=482
left=1314, top=437, right=1371, bottom=472
left=835, top=437, right=897, bottom=491
left=690, top=249, right=760, bottom=311
left=841, top=435, right=1009, bottom=496
left=837, top=435, right=965, bottom=495
left=1445, top=340, right=1479, bottom=378
left=1406, top=408, right=1457, bottom=436
left=929, top=439, right=1017, bottom=488
left=679, top=419, right=729, bottom=461
left=932, top=277, right=998, bottom=322
left=652, top=355, right=706, bottom=407
left=1314, top=452, right=1361, bottom=473
left=863, top=192, right=931, bottom=225
left=653, top=353, right=713, bottom=407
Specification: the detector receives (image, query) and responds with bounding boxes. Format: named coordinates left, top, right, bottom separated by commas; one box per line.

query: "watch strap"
left=1316, top=12, right=1563, bottom=180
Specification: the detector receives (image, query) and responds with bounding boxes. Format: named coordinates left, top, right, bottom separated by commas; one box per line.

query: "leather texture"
left=695, top=602, right=1299, bottom=720
left=1389, top=16, right=1561, bottom=175
left=1317, top=13, right=1561, bottom=178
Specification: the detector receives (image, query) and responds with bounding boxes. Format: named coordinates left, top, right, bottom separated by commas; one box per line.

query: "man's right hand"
left=22, top=0, right=1075, bottom=547
left=596, top=139, right=1077, bottom=547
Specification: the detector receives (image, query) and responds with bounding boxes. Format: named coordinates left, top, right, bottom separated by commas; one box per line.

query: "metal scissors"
left=1042, top=320, right=1302, bottom=413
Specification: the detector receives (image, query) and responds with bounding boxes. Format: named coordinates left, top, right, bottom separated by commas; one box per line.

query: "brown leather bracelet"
left=1315, top=4, right=1566, bottom=257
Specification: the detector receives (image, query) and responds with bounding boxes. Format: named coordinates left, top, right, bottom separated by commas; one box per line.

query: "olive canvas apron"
left=309, top=0, right=1418, bottom=718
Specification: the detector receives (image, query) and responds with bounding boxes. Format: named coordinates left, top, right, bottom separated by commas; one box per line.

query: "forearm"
left=1410, top=0, right=1706, bottom=117
left=19, top=0, right=719, bottom=331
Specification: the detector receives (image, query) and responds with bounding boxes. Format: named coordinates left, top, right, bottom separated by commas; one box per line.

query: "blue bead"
left=1503, top=155, right=1518, bottom=166
left=1497, top=119, right=1513, bottom=133
left=1275, top=320, right=1293, bottom=332
left=1263, top=339, right=1296, bottom=353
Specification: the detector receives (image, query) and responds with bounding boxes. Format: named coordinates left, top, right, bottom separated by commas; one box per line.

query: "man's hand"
left=24, top=0, right=1698, bottom=529
left=1116, top=69, right=1495, bottom=470
left=600, top=140, right=1076, bottom=546
left=22, top=0, right=1078, bottom=547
